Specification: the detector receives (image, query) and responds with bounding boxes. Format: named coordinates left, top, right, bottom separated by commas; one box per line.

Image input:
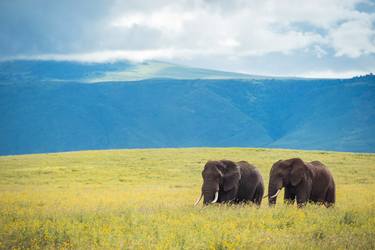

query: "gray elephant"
left=194, top=160, right=264, bottom=206
left=267, top=158, right=335, bottom=208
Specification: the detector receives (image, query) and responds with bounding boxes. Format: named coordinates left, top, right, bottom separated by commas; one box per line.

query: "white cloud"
left=291, top=69, right=371, bottom=78
left=110, top=6, right=194, bottom=33
left=101, top=0, right=375, bottom=59
left=219, top=38, right=240, bottom=48
left=330, top=18, right=375, bottom=57
left=106, top=3, right=327, bottom=57
left=313, top=45, right=328, bottom=58
left=3, top=51, right=175, bottom=64
left=1, top=0, right=374, bottom=76
left=2, top=49, right=203, bottom=63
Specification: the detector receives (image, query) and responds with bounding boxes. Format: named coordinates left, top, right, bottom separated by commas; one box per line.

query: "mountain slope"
left=0, top=60, right=374, bottom=155
left=270, top=80, right=375, bottom=151
left=0, top=60, right=262, bottom=83
left=89, top=61, right=261, bottom=82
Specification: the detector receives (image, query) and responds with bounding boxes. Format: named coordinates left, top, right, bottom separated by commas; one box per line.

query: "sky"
left=0, top=0, right=374, bottom=78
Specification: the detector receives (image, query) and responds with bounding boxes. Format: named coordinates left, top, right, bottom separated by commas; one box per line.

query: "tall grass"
left=0, top=148, right=374, bottom=249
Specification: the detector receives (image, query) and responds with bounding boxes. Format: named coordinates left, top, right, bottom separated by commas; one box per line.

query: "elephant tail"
left=325, top=180, right=335, bottom=207
left=254, top=182, right=264, bottom=206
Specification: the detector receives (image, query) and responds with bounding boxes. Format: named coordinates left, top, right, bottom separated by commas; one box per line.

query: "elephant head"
left=267, top=158, right=309, bottom=206
left=194, top=160, right=241, bottom=205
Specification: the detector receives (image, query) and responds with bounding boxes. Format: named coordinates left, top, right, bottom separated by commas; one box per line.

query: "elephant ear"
left=290, top=158, right=306, bottom=186
left=220, top=160, right=241, bottom=192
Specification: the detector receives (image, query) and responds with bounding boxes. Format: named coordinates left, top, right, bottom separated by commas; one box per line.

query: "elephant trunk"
left=202, top=182, right=219, bottom=205
left=268, top=180, right=282, bottom=206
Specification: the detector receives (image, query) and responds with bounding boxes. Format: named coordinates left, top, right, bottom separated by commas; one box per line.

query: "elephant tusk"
left=211, top=191, right=219, bottom=203
left=194, top=193, right=203, bottom=206
left=270, top=189, right=281, bottom=199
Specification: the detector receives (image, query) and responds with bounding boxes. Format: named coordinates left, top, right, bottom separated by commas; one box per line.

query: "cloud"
left=2, top=49, right=199, bottom=63
left=313, top=45, right=328, bottom=58
left=0, top=0, right=374, bottom=76
left=291, top=69, right=371, bottom=78
left=103, top=3, right=328, bottom=57
left=110, top=6, right=194, bottom=33
left=330, top=18, right=375, bottom=57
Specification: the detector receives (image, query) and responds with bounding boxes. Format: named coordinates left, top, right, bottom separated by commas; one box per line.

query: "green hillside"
left=1, top=60, right=374, bottom=155
left=0, top=148, right=374, bottom=249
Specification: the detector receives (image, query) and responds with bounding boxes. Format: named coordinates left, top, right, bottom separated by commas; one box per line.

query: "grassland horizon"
left=0, top=147, right=374, bottom=249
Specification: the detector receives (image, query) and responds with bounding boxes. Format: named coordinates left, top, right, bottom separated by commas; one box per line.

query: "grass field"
left=0, top=148, right=374, bottom=249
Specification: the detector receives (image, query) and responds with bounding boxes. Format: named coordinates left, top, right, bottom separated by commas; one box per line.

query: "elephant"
left=267, top=158, right=335, bottom=208
left=194, top=160, right=264, bottom=206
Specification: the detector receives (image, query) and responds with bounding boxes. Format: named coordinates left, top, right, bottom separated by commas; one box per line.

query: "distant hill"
left=0, top=60, right=374, bottom=155
left=0, top=59, right=265, bottom=82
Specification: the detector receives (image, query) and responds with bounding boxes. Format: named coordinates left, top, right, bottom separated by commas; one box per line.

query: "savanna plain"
left=0, top=148, right=374, bottom=249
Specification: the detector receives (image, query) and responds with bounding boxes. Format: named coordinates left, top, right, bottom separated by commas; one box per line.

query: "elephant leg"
left=324, top=185, right=335, bottom=207
left=296, top=188, right=309, bottom=208
left=220, top=188, right=237, bottom=203
left=284, top=188, right=295, bottom=205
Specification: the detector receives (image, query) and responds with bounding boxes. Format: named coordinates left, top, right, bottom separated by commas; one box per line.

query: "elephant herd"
left=194, top=158, right=335, bottom=208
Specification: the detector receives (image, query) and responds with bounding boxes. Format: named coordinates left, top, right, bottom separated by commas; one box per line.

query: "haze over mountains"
left=0, top=60, right=374, bottom=155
